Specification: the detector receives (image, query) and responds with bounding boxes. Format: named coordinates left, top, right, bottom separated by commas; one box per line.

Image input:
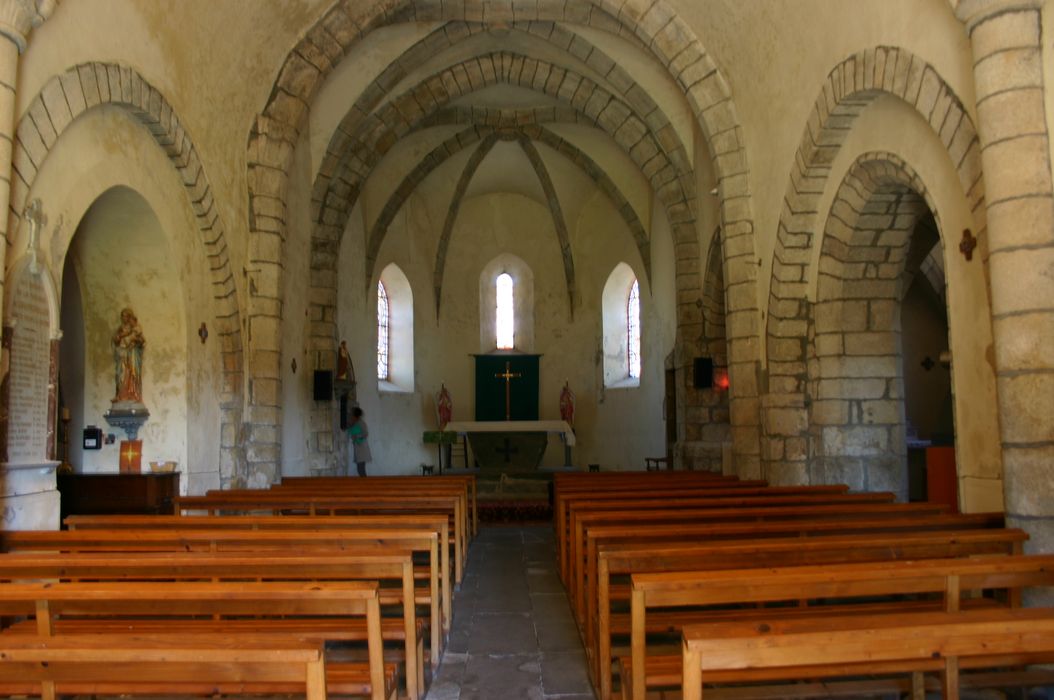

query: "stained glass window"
left=377, top=281, right=390, bottom=380
left=627, top=279, right=641, bottom=379
left=496, top=273, right=514, bottom=349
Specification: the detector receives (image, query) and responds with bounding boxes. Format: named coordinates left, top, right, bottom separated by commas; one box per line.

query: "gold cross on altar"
left=494, top=361, right=522, bottom=421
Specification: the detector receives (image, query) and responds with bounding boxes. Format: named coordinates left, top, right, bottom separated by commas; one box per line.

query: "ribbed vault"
left=247, top=0, right=761, bottom=481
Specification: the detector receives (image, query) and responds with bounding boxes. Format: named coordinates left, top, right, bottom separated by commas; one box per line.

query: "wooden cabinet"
left=57, top=473, right=179, bottom=522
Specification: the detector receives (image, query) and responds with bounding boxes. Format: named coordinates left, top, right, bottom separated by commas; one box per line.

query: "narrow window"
left=377, top=280, right=390, bottom=380
left=627, top=279, right=641, bottom=379
left=496, top=272, right=515, bottom=349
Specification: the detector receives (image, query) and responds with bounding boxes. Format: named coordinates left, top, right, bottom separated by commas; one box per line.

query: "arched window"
left=377, top=264, right=414, bottom=392
left=496, top=272, right=514, bottom=349
left=376, top=280, right=390, bottom=380
left=627, top=279, right=641, bottom=379
left=602, top=263, right=641, bottom=388
left=479, top=255, right=534, bottom=353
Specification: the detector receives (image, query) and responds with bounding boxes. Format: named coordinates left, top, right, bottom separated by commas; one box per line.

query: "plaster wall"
left=810, top=96, right=1001, bottom=512
left=18, top=0, right=334, bottom=318
left=25, top=107, right=223, bottom=495
left=320, top=151, right=671, bottom=474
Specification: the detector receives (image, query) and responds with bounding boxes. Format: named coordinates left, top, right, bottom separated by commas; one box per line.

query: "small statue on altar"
left=436, top=383, right=453, bottom=429
left=559, top=380, right=575, bottom=428
left=112, top=307, right=145, bottom=404
left=336, top=340, right=354, bottom=382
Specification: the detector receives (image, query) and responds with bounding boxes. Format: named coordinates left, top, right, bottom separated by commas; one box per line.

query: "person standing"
left=347, top=406, right=372, bottom=477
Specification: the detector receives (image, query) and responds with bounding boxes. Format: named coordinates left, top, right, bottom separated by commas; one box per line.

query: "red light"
left=713, top=366, right=730, bottom=391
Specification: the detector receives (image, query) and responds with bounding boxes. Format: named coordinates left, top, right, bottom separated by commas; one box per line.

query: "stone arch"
left=248, top=0, right=761, bottom=479
left=763, top=47, right=983, bottom=484
left=806, top=153, right=939, bottom=496
left=10, top=62, right=245, bottom=486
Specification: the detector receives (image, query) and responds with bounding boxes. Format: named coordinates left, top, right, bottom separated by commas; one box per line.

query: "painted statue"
left=436, top=383, right=453, bottom=429
left=336, top=339, right=354, bottom=382
left=559, top=380, right=575, bottom=427
left=112, top=307, right=145, bottom=404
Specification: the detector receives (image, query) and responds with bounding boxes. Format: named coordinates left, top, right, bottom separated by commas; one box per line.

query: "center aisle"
left=426, top=525, right=596, bottom=699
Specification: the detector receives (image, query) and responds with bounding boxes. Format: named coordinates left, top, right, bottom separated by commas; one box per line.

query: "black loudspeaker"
left=313, top=370, right=333, bottom=401
left=693, top=357, right=714, bottom=389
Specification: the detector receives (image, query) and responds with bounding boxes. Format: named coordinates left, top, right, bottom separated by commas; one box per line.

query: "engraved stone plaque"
left=7, top=270, right=51, bottom=463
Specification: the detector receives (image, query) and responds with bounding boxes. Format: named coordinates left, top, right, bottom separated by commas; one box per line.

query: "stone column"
left=955, top=0, right=1054, bottom=566
left=0, top=0, right=56, bottom=314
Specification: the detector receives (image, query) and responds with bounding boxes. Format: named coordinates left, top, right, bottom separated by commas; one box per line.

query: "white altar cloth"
left=444, top=420, right=576, bottom=447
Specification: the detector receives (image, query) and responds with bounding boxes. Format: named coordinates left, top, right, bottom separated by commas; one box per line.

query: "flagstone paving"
left=425, top=525, right=595, bottom=700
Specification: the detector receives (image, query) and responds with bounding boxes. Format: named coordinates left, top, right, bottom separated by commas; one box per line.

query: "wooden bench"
left=0, top=633, right=330, bottom=700
left=576, top=511, right=1004, bottom=627
left=273, top=477, right=474, bottom=541
left=65, top=512, right=452, bottom=643
left=567, top=492, right=909, bottom=615
left=177, top=491, right=467, bottom=583
left=280, top=474, right=479, bottom=537
left=0, top=580, right=395, bottom=700
left=566, top=500, right=953, bottom=599
left=0, top=526, right=444, bottom=663
left=626, top=553, right=1054, bottom=700
left=589, top=528, right=1028, bottom=700
left=0, top=549, right=427, bottom=699
left=559, top=489, right=894, bottom=582
left=555, top=482, right=850, bottom=577
left=680, top=607, right=1054, bottom=700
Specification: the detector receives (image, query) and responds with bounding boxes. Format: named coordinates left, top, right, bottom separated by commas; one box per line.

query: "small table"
left=644, top=456, right=671, bottom=471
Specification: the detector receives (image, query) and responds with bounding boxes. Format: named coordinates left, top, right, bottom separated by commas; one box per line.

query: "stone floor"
left=426, top=525, right=595, bottom=700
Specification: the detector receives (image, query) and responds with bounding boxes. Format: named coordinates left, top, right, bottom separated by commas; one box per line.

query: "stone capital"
left=0, top=0, right=57, bottom=52
left=951, top=0, right=1043, bottom=32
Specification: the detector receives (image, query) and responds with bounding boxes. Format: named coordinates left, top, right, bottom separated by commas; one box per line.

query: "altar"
left=444, top=420, right=575, bottom=469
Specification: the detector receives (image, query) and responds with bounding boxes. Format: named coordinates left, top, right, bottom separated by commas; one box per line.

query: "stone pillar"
left=0, top=1, right=57, bottom=530
left=0, top=0, right=57, bottom=313
left=955, top=0, right=1054, bottom=568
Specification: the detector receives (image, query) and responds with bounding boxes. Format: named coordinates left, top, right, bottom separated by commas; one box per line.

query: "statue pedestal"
left=105, top=402, right=149, bottom=440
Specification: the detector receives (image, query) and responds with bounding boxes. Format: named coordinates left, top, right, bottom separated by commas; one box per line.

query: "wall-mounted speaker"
left=313, top=370, right=333, bottom=401
left=693, top=357, right=714, bottom=389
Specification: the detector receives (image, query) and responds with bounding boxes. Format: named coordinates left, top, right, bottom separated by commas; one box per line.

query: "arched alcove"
left=806, top=158, right=952, bottom=500
left=58, top=186, right=188, bottom=478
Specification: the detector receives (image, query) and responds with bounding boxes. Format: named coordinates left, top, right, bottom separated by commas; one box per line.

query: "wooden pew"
left=551, top=473, right=756, bottom=570
left=0, top=633, right=330, bottom=700
left=627, top=553, right=1054, bottom=700
left=0, top=549, right=426, bottom=699
left=680, top=608, right=1054, bottom=700
left=177, top=491, right=467, bottom=583
left=566, top=491, right=901, bottom=613
left=555, top=483, right=851, bottom=577
left=589, top=528, right=1029, bottom=700
left=0, top=580, right=395, bottom=700
left=559, top=490, right=894, bottom=582
left=65, top=512, right=452, bottom=643
left=576, top=511, right=1004, bottom=628
left=0, top=527, right=444, bottom=662
left=280, top=474, right=479, bottom=537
